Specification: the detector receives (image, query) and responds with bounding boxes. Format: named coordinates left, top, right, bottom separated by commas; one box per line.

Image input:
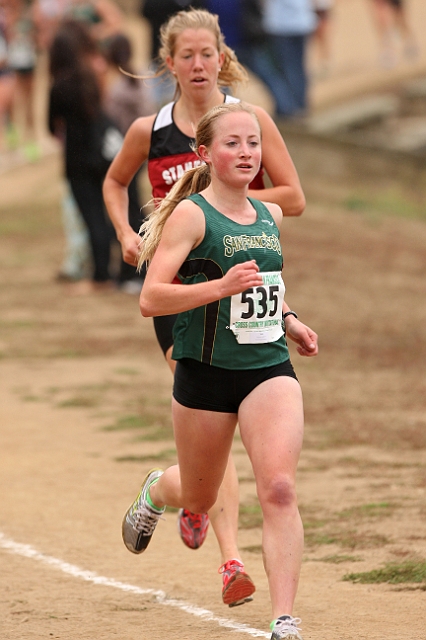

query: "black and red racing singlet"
left=148, top=95, right=265, bottom=200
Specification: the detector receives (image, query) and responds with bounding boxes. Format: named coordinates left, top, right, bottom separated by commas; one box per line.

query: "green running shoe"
left=122, top=469, right=165, bottom=554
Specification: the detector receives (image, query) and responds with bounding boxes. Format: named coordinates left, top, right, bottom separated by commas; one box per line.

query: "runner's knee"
left=258, top=474, right=297, bottom=511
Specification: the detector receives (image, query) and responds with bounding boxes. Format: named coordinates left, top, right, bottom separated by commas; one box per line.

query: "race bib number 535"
left=229, top=271, right=285, bottom=344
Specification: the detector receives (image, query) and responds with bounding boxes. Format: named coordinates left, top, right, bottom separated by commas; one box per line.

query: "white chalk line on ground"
left=0, top=532, right=269, bottom=638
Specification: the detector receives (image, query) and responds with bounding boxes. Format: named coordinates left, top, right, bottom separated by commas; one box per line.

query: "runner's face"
left=200, top=112, right=261, bottom=187
left=167, top=29, right=224, bottom=96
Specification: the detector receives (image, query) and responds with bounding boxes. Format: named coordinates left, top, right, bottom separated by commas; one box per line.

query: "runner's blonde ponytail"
left=137, top=164, right=211, bottom=268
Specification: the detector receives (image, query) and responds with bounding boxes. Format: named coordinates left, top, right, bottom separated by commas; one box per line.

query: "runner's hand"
left=220, top=260, right=263, bottom=297
left=120, top=229, right=142, bottom=266
left=285, top=317, right=318, bottom=357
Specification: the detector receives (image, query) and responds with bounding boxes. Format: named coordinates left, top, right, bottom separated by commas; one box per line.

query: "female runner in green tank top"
left=106, top=7, right=307, bottom=609
left=121, top=102, right=318, bottom=640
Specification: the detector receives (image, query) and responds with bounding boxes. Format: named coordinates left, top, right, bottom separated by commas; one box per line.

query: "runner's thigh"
left=238, top=376, right=304, bottom=481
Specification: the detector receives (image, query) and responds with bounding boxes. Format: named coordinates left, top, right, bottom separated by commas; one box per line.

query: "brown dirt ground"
left=1, top=143, right=426, bottom=640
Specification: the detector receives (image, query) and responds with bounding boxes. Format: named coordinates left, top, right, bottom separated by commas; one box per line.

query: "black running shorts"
left=153, top=314, right=178, bottom=355
left=173, top=357, right=298, bottom=413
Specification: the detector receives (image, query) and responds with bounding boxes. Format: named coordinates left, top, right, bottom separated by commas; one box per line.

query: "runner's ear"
left=198, top=145, right=211, bottom=164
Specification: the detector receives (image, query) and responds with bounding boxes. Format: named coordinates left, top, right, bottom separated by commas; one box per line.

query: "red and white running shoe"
left=177, top=509, right=209, bottom=549
left=219, top=559, right=256, bottom=607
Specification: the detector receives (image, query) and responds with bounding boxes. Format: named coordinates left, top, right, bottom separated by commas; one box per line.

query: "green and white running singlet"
left=172, top=194, right=290, bottom=369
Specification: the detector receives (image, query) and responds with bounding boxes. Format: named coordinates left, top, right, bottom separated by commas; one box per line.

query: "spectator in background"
left=41, top=0, right=123, bottom=283
left=103, top=32, right=156, bottom=291
left=370, top=0, right=419, bottom=68
left=48, top=19, right=123, bottom=293
left=32, top=0, right=71, bottom=52
left=65, top=0, right=123, bottom=46
left=4, top=0, right=39, bottom=160
left=31, top=0, right=92, bottom=283
left=0, top=0, right=16, bottom=153
left=234, top=0, right=277, bottom=95
left=311, top=0, right=334, bottom=79
left=56, top=179, right=92, bottom=282
left=32, top=0, right=97, bottom=283
left=203, top=0, right=240, bottom=50
left=261, top=0, right=317, bottom=118
left=104, top=32, right=155, bottom=138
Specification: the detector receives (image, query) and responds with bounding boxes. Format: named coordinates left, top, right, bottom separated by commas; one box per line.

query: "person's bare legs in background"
left=370, top=0, right=419, bottom=68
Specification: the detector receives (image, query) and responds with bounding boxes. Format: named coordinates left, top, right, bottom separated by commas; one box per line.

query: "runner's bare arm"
left=103, top=115, right=156, bottom=265
left=262, top=202, right=318, bottom=356
left=140, top=202, right=263, bottom=317
left=249, top=105, right=306, bottom=216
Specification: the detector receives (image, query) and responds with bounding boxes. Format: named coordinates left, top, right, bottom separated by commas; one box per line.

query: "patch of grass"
left=114, top=367, right=139, bottom=376
left=239, top=503, right=263, bottom=529
left=0, top=319, right=36, bottom=329
left=317, top=554, right=363, bottom=564
left=56, top=384, right=111, bottom=408
left=305, top=528, right=390, bottom=550
left=242, top=545, right=262, bottom=554
left=344, top=196, right=368, bottom=212
left=334, top=531, right=390, bottom=550
left=255, top=494, right=388, bottom=549
left=103, top=414, right=152, bottom=431
left=299, top=462, right=331, bottom=473
left=305, top=531, right=340, bottom=547
left=303, top=518, right=329, bottom=530
left=343, top=188, right=425, bottom=221
left=58, top=396, right=100, bottom=408
left=46, top=387, right=61, bottom=395
left=135, top=424, right=173, bottom=441
left=336, top=457, right=414, bottom=471
left=115, top=448, right=176, bottom=463
left=238, top=474, right=255, bottom=484
left=47, top=349, right=87, bottom=359
left=104, top=414, right=173, bottom=441
left=343, top=560, right=426, bottom=584
left=337, top=502, right=397, bottom=520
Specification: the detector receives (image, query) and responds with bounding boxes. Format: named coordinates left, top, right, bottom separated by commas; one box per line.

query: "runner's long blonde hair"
left=138, top=102, right=260, bottom=270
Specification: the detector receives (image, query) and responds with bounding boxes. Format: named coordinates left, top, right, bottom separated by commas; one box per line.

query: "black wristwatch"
left=282, top=311, right=298, bottom=321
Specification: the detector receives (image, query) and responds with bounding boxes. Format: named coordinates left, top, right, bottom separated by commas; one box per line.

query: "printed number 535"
left=240, top=286, right=279, bottom=319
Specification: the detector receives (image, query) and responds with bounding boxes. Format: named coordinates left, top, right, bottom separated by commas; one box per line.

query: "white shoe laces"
left=133, top=504, right=164, bottom=535
left=273, top=616, right=302, bottom=639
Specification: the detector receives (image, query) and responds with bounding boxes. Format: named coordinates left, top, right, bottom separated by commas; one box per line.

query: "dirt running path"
left=1, top=150, right=426, bottom=639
